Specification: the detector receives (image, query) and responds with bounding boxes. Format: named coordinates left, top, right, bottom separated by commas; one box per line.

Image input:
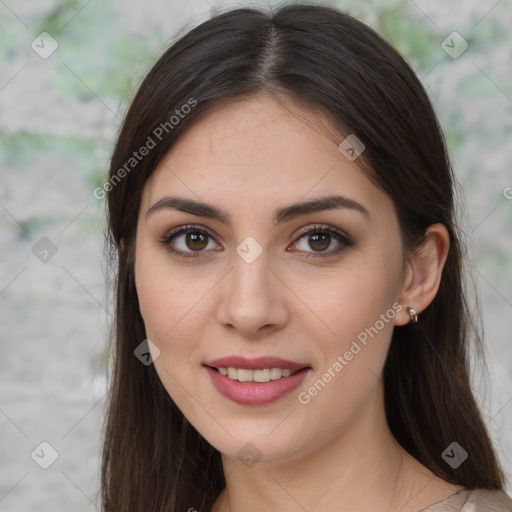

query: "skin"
left=134, top=94, right=462, bottom=511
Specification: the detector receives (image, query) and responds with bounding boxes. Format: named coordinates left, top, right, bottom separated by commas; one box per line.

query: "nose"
left=216, top=247, right=289, bottom=338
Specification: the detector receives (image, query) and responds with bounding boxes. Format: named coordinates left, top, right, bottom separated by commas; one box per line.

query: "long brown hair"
left=101, top=4, right=505, bottom=511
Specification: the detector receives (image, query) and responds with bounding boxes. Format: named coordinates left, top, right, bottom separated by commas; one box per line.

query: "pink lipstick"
left=204, top=356, right=311, bottom=405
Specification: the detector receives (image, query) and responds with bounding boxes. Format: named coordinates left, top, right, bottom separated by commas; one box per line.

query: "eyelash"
left=159, top=224, right=353, bottom=260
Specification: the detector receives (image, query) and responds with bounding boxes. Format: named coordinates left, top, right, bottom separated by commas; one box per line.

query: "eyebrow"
left=146, top=194, right=370, bottom=226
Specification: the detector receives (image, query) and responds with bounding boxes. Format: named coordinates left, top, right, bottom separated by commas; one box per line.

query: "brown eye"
left=307, top=232, right=331, bottom=251
left=185, top=232, right=209, bottom=251
left=159, top=225, right=220, bottom=259
left=290, top=225, right=353, bottom=258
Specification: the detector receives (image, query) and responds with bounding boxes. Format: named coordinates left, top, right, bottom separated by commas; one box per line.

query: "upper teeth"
left=218, top=367, right=295, bottom=382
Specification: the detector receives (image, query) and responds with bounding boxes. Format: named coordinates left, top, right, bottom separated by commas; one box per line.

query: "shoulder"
left=422, top=488, right=512, bottom=511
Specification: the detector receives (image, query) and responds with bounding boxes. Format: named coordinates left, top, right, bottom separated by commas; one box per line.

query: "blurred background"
left=0, top=0, right=511, bottom=510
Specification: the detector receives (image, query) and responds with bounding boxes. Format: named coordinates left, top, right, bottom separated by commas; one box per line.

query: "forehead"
left=141, top=94, right=391, bottom=220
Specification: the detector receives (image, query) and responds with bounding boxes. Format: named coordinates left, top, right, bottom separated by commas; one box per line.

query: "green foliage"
left=26, top=0, right=159, bottom=102
left=375, top=2, right=438, bottom=70
left=0, top=132, right=96, bottom=167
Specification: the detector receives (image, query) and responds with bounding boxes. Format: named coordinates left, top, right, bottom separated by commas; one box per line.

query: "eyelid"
left=292, top=223, right=350, bottom=242
left=288, top=224, right=352, bottom=258
left=159, top=223, right=352, bottom=259
left=159, top=224, right=220, bottom=259
left=162, top=224, right=217, bottom=241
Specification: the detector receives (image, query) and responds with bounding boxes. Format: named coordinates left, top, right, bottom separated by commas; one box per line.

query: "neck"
left=211, top=387, right=443, bottom=512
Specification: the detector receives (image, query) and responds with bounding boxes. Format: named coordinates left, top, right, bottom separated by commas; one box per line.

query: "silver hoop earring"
left=406, top=306, right=418, bottom=324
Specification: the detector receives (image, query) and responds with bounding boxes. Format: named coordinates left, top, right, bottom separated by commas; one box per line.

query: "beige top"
left=421, top=488, right=512, bottom=511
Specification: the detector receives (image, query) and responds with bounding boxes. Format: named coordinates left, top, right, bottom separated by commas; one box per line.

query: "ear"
left=394, top=223, right=450, bottom=326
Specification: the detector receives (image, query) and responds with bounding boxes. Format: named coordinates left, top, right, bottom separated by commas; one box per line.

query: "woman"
left=100, top=4, right=512, bottom=511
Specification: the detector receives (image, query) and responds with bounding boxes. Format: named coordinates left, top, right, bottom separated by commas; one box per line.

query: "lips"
left=204, top=356, right=309, bottom=372
left=203, top=356, right=311, bottom=405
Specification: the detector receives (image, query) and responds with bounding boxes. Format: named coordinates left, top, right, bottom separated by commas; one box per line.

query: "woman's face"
left=135, top=94, right=408, bottom=464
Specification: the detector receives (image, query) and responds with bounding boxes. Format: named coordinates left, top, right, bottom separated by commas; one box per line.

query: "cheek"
left=134, top=246, right=230, bottom=397
left=294, top=275, right=397, bottom=441
left=137, top=269, right=208, bottom=349
left=135, top=244, right=201, bottom=349
left=298, top=256, right=400, bottom=343
left=306, top=279, right=395, bottom=386
left=135, top=255, right=211, bottom=411
left=294, top=248, right=401, bottom=394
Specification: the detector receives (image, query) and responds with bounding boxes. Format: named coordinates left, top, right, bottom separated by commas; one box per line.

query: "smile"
left=203, top=356, right=311, bottom=405
left=215, top=367, right=296, bottom=382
